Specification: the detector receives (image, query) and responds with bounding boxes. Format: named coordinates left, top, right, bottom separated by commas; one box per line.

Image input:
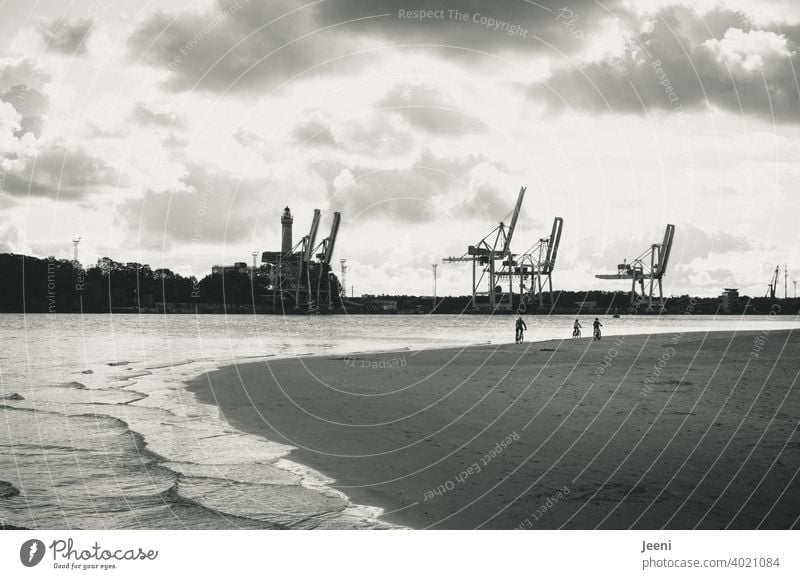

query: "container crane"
left=511, top=217, right=564, bottom=310
left=595, top=224, right=675, bottom=313
left=442, top=186, right=526, bottom=312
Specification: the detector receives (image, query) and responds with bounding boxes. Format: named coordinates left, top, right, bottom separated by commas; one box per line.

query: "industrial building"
left=260, top=206, right=343, bottom=313
left=211, top=262, right=250, bottom=276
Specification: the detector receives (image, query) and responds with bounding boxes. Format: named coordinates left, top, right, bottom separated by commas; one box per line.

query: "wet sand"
left=186, top=329, right=800, bottom=529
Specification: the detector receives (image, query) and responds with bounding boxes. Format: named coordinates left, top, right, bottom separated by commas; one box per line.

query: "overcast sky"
left=1, top=0, right=799, bottom=297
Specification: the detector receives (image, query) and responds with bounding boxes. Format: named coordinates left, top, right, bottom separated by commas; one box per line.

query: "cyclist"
left=593, top=318, right=603, bottom=341
left=515, top=316, right=527, bottom=343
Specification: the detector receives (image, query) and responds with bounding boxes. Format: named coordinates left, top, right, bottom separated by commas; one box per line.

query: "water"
left=1, top=313, right=798, bottom=529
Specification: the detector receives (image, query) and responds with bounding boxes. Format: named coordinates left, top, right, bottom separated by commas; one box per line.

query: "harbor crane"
left=313, top=211, right=341, bottom=309
left=510, top=216, right=564, bottom=310
left=442, top=186, right=526, bottom=312
left=595, top=224, right=676, bottom=313
left=261, top=207, right=342, bottom=313
left=765, top=265, right=781, bottom=299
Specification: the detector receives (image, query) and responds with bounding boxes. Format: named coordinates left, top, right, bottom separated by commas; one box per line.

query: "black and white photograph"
left=0, top=0, right=799, bottom=576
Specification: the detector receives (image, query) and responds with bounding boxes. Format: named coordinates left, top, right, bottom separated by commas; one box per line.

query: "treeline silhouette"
left=0, top=253, right=264, bottom=313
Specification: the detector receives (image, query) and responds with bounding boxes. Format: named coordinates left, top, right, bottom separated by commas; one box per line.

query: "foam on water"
left=1, top=357, right=395, bottom=529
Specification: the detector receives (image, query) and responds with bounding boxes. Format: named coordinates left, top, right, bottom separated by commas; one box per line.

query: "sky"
left=0, top=0, right=799, bottom=297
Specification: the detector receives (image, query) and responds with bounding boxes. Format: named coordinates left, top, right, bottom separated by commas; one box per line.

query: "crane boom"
left=323, top=212, right=341, bottom=265
left=543, top=217, right=563, bottom=274
left=654, top=224, right=675, bottom=278
left=304, top=209, right=322, bottom=262
left=502, top=186, right=526, bottom=257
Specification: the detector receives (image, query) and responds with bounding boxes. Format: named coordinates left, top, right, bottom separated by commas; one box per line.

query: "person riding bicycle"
left=593, top=318, right=603, bottom=341
left=572, top=319, right=582, bottom=338
left=515, top=316, right=527, bottom=343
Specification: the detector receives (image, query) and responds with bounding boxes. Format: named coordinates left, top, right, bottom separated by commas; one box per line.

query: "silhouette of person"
left=573, top=319, right=582, bottom=338
left=593, top=318, right=603, bottom=340
left=515, top=316, right=527, bottom=343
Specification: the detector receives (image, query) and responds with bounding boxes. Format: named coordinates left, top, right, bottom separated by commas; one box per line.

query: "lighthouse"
left=281, top=206, right=293, bottom=254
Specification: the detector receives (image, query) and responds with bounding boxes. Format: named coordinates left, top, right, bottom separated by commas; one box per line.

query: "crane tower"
left=595, top=224, right=675, bottom=313
left=442, top=186, right=527, bottom=312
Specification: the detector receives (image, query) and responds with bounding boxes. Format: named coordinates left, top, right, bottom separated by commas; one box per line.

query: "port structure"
left=261, top=207, right=342, bottom=313
left=595, top=224, right=675, bottom=313
left=509, top=217, right=564, bottom=311
left=442, top=186, right=526, bottom=313
left=766, top=265, right=780, bottom=299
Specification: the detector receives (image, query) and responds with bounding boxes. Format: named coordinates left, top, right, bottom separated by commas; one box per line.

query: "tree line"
left=0, top=253, right=264, bottom=313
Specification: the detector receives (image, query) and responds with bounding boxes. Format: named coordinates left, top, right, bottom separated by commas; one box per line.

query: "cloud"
left=39, top=19, right=92, bottom=55
left=0, top=146, right=119, bottom=200
left=0, top=100, right=21, bottom=154
left=128, top=0, right=618, bottom=94
left=0, top=58, right=51, bottom=138
left=131, top=101, right=186, bottom=129
left=378, top=80, right=487, bottom=135
left=116, top=163, right=275, bottom=247
left=528, top=7, right=800, bottom=121
left=1, top=85, right=49, bottom=138
left=128, top=0, right=353, bottom=93
left=702, top=27, right=792, bottom=71
left=292, top=111, right=337, bottom=147
left=0, top=57, right=50, bottom=91
left=313, top=0, right=605, bottom=55
left=327, top=149, right=519, bottom=224
left=329, top=166, right=443, bottom=223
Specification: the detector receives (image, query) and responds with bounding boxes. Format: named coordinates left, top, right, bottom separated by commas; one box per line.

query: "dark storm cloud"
left=378, top=81, right=487, bottom=135
left=128, top=0, right=347, bottom=93
left=1, top=147, right=118, bottom=200
left=39, top=19, right=92, bottom=55
left=117, top=163, right=271, bottom=246
left=313, top=0, right=604, bottom=52
left=529, top=6, right=800, bottom=122
left=127, top=0, right=609, bottom=93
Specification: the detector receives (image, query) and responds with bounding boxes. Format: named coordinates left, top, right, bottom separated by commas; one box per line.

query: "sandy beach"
left=186, top=329, right=800, bottom=530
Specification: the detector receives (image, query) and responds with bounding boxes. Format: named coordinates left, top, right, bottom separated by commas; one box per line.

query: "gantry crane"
left=511, top=217, right=564, bottom=310
left=595, top=224, right=675, bottom=312
left=442, top=186, right=526, bottom=312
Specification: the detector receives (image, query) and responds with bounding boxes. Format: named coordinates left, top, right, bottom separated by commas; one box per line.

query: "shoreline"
left=186, top=328, right=800, bottom=529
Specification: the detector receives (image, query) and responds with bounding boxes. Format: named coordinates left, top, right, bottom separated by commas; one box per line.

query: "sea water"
left=1, top=312, right=798, bottom=529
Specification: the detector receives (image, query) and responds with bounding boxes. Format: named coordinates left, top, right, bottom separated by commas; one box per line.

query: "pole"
left=432, top=264, right=438, bottom=310
left=785, top=264, right=788, bottom=299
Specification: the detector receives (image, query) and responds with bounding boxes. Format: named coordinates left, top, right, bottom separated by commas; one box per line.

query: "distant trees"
left=0, top=253, right=264, bottom=312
